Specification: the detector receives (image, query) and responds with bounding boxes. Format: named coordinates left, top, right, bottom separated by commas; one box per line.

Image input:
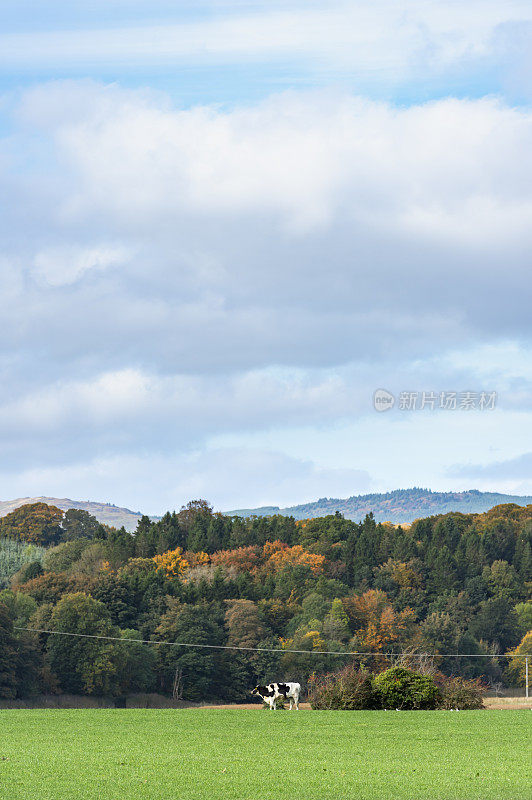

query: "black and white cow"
left=252, top=682, right=301, bottom=710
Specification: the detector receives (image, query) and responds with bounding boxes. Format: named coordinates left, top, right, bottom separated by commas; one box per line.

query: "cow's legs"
left=289, top=698, right=293, bottom=710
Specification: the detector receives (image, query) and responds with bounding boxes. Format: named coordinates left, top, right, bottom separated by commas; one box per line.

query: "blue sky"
left=1, top=1, right=532, bottom=513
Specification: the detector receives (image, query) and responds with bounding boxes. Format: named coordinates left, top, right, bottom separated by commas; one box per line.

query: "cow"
left=251, top=682, right=301, bottom=710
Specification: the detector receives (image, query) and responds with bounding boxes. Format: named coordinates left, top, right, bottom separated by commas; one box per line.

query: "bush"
left=437, top=675, right=484, bottom=709
left=308, top=663, right=379, bottom=710
left=374, top=667, right=441, bottom=709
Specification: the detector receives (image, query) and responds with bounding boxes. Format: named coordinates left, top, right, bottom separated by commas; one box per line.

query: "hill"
left=226, top=487, right=532, bottom=524
left=0, top=497, right=157, bottom=531
left=3, top=487, right=532, bottom=530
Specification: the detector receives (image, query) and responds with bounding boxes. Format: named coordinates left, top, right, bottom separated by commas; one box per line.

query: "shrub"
left=374, top=666, right=441, bottom=709
left=308, top=663, right=379, bottom=710
left=437, top=675, right=484, bottom=709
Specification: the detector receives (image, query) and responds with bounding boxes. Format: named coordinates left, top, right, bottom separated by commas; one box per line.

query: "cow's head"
left=251, top=685, right=265, bottom=697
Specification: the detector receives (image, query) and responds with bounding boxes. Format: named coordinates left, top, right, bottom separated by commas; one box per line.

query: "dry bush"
left=308, top=663, right=378, bottom=710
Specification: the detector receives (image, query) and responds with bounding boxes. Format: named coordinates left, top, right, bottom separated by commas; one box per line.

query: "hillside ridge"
left=3, top=487, right=532, bottom=529
left=0, top=496, right=159, bottom=531
left=226, top=487, right=532, bottom=524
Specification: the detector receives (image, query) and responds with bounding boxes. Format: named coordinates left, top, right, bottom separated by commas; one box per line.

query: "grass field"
left=0, top=710, right=530, bottom=800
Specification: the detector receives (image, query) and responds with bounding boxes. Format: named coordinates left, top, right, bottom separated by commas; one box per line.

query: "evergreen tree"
left=0, top=602, right=18, bottom=698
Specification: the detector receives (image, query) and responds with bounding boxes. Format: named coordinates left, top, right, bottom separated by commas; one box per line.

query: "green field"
left=0, top=710, right=530, bottom=800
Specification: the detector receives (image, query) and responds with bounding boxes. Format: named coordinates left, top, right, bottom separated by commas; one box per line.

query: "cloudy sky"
left=1, top=1, right=532, bottom=514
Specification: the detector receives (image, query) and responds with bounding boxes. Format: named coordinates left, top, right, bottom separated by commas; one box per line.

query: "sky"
left=1, top=1, right=532, bottom=514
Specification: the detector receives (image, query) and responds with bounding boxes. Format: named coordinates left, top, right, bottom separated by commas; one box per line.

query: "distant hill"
left=226, top=488, right=532, bottom=524
left=0, top=497, right=158, bottom=532
left=3, top=488, right=532, bottom=532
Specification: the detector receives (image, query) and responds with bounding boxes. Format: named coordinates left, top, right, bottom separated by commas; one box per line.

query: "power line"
left=14, top=626, right=529, bottom=658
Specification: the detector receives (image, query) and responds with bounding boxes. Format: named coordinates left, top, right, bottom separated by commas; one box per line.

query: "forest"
left=0, top=499, right=531, bottom=702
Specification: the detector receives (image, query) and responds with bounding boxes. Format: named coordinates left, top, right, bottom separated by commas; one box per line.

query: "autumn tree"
left=258, top=597, right=298, bottom=636
left=374, top=558, right=425, bottom=610
left=225, top=600, right=269, bottom=649
left=0, top=503, right=64, bottom=546
left=343, top=589, right=416, bottom=663
left=16, top=572, right=70, bottom=604
left=177, top=499, right=213, bottom=529
left=152, top=547, right=190, bottom=580
left=211, top=546, right=260, bottom=573
left=266, top=544, right=325, bottom=575
left=505, top=631, right=532, bottom=687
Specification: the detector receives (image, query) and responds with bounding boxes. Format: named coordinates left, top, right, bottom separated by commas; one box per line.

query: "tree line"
left=0, top=499, right=530, bottom=701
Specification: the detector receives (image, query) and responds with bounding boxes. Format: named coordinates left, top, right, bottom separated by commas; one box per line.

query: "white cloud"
left=0, top=365, right=362, bottom=454
left=32, top=243, right=131, bottom=286
left=167, top=447, right=372, bottom=510
left=18, top=86, right=530, bottom=244
left=0, top=447, right=372, bottom=514
left=1, top=1, right=531, bottom=82
left=3, top=85, right=532, bottom=369
left=2, top=82, right=532, bottom=507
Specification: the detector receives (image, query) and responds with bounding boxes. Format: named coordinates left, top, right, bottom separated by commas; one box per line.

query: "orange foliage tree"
left=210, top=545, right=261, bottom=573
left=262, top=540, right=289, bottom=558
left=183, top=551, right=210, bottom=569
left=343, top=589, right=416, bottom=656
left=266, top=544, right=325, bottom=576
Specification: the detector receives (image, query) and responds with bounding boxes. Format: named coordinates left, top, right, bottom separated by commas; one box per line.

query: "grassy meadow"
left=0, top=709, right=530, bottom=800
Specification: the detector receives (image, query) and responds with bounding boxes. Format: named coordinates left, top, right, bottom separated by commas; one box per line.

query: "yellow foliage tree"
left=505, top=630, right=532, bottom=686
left=152, top=547, right=190, bottom=579
left=282, top=629, right=325, bottom=652
left=266, top=544, right=325, bottom=576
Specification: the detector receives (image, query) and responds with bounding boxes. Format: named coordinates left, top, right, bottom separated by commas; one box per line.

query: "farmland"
left=0, top=709, right=530, bottom=800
